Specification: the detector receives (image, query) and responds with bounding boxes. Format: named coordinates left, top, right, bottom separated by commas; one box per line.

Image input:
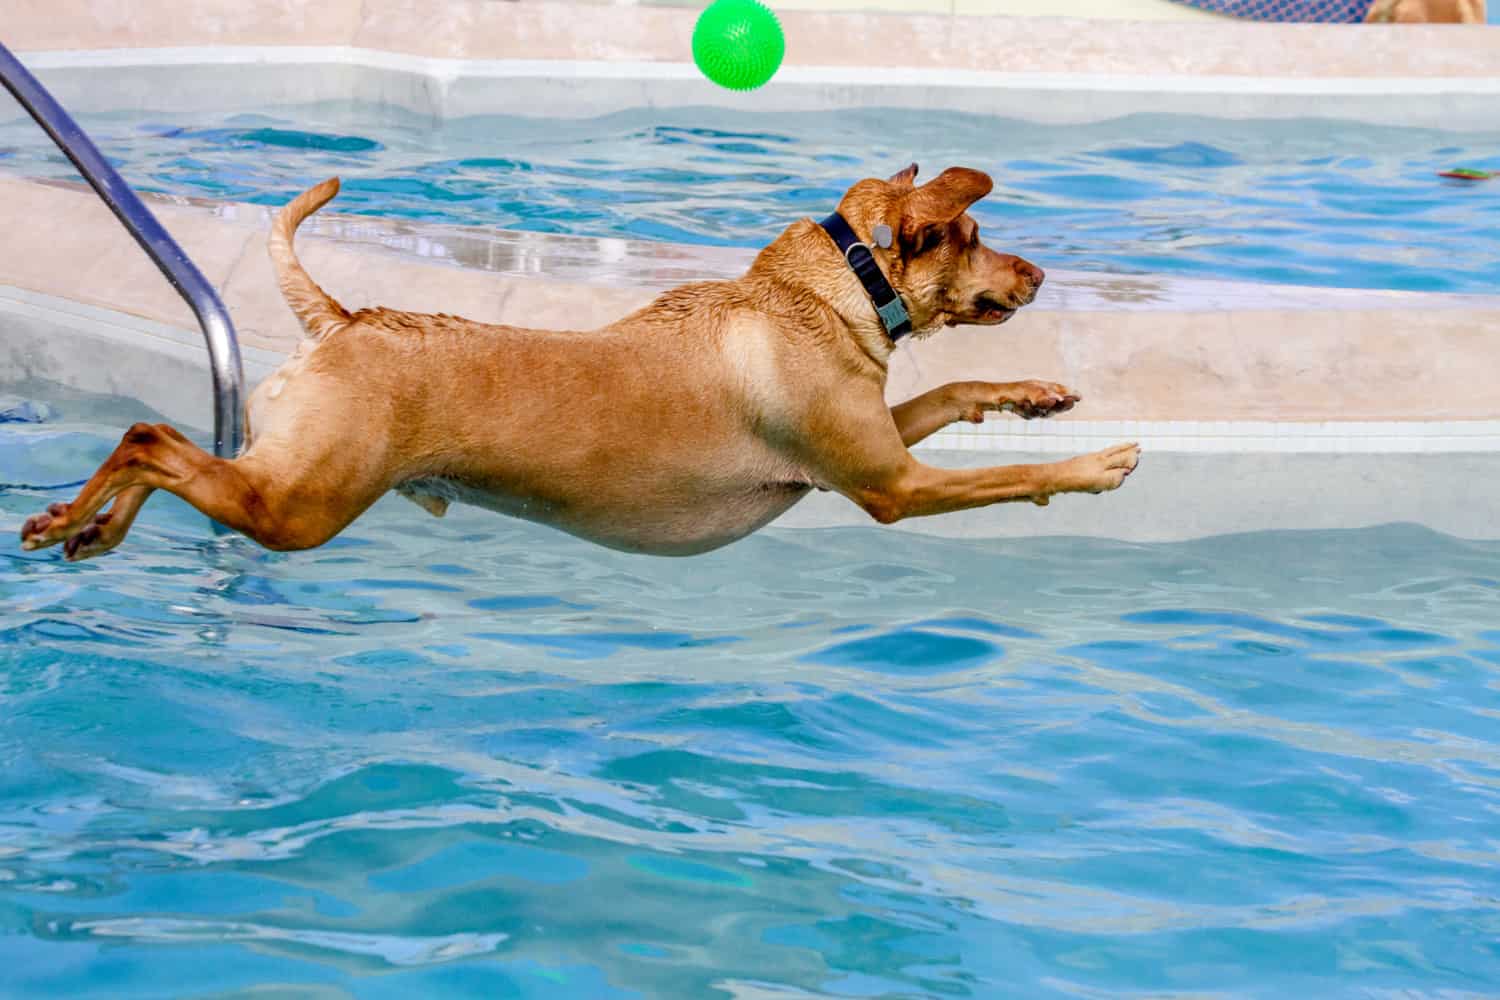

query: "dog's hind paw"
left=19, top=502, right=73, bottom=551
left=61, top=512, right=119, bottom=561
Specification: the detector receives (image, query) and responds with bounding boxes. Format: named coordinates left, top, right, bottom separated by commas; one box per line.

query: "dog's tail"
left=268, top=177, right=352, bottom=341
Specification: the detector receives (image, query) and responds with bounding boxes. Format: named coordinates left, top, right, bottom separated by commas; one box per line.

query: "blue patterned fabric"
left=1170, top=0, right=1374, bottom=20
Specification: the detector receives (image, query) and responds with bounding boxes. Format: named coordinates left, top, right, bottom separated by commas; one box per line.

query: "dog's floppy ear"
left=899, top=167, right=993, bottom=254
left=888, top=163, right=919, bottom=189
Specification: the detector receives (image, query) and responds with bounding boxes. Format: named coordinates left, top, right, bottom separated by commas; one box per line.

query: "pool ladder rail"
left=0, top=39, right=245, bottom=460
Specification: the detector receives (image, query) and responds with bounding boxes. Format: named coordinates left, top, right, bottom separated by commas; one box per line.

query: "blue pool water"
left=3, top=405, right=1500, bottom=997
left=2, top=104, right=1499, bottom=293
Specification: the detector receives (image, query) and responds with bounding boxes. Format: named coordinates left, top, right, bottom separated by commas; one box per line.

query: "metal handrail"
left=0, top=41, right=245, bottom=459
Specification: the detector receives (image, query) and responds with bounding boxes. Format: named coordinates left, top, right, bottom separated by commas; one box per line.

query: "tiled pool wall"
left=2, top=1, right=1498, bottom=540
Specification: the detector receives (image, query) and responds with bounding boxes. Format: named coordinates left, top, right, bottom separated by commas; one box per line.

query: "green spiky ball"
left=692, top=0, right=785, bottom=92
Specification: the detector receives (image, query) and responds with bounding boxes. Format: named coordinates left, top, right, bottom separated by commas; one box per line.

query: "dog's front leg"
left=852, top=444, right=1141, bottom=521
left=796, top=385, right=1138, bottom=523
left=890, top=380, right=1079, bottom=446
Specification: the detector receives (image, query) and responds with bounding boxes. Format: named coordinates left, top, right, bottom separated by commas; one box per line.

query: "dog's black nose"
left=1015, top=259, right=1045, bottom=289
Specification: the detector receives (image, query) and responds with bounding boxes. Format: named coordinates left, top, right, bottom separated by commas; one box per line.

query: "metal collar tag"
left=818, top=213, right=912, bottom=341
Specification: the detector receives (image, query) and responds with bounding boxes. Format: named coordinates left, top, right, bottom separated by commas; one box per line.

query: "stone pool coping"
left=10, top=1, right=1500, bottom=127
left=12, top=0, right=1500, bottom=79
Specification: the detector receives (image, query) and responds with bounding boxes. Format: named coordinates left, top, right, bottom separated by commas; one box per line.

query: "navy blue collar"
left=818, top=213, right=912, bottom=341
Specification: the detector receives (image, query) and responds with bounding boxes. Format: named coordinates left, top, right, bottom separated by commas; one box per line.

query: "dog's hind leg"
left=20, top=422, right=387, bottom=559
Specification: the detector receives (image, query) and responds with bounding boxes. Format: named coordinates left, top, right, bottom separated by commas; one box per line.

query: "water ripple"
left=1, top=417, right=1499, bottom=996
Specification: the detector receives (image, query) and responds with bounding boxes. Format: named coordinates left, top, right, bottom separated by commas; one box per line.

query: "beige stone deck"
left=10, top=0, right=1499, bottom=77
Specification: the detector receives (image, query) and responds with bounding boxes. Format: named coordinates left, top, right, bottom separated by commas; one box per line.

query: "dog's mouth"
left=970, top=294, right=1020, bottom=325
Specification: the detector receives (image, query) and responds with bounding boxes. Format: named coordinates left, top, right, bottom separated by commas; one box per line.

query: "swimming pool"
left=4, top=399, right=1500, bottom=997
left=3, top=103, right=1498, bottom=293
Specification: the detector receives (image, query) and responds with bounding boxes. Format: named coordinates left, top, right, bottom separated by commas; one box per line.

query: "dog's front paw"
left=960, top=380, right=1080, bottom=422
left=1050, top=443, right=1140, bottom=497
left=1003, top=381, right=1080, bottom=420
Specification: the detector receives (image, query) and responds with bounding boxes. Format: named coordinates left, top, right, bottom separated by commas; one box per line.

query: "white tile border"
left=919, top=418, right=1500, bottom=454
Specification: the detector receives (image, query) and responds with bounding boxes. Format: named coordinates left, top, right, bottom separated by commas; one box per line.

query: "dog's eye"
left=917, top=228, right=945, bottom=256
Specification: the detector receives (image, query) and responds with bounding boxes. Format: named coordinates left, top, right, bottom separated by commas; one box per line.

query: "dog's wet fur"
left=21, top=165, right=1138, bottom=560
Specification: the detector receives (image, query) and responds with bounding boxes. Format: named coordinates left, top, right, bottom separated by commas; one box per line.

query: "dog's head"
left=836, top=164, right=1043, bottom=336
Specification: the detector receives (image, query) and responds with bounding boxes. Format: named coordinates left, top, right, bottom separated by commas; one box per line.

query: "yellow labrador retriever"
left=21, top=165, right=1138, bottom=559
